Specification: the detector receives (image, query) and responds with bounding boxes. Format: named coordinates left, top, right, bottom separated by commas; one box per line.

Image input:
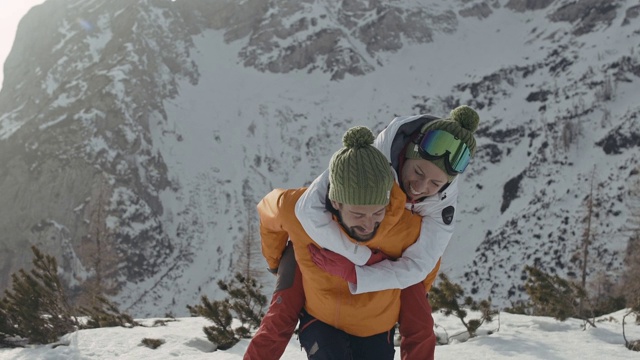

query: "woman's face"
left=400, top=158, right=449, bottom=201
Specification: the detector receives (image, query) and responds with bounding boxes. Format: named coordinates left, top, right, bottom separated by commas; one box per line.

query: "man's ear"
left=330, top=200, right=341, bottom=210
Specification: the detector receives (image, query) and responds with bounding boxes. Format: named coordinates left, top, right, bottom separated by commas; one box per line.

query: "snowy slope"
left=1, top=310, right=639, bottom=359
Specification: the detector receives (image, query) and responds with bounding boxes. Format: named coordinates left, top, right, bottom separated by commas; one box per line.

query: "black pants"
left=298, top=309, right=396, bottom=360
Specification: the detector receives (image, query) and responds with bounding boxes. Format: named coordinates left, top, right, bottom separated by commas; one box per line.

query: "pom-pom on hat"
left=406, top=105, right=480, bottom=183
left=329, top=126, right=394, bottom=206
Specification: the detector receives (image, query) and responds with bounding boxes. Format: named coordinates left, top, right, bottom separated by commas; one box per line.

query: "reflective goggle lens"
left=418, top=130, right=471, bottom=174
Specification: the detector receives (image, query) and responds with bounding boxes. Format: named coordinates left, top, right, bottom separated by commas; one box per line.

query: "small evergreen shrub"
left=524, top=265, right=595, bottom=327
left=188, top=296, right=238, bottom=350
left=0, top=299, right=19, bottom=348
left=0, top=246, right=137, bottom=347
left=152, top=318, right=177, bottom=327
left=430, top=273, right=497, bottom=341
left=141, top=337, right=165, bottom=349
left=219, top=273, right=267, bottom=331
left=187, top=272, right=267, bottom=350
left=0, top=246, right=79, bottom=345
left=503, top=300, right=533, bottom=315
left=78, top=295, right=139, bottom=328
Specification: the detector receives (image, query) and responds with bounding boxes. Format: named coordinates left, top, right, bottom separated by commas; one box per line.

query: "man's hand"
left=308, top=244, right=357, bottom=284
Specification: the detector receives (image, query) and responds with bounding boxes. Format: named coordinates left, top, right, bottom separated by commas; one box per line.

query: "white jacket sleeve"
left=295, top=169, right=372, bottom=265
left=349, top=184, right=458, bottom=294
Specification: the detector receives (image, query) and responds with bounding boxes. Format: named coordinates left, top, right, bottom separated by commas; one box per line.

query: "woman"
left=244, top=105, right=480, bottom=360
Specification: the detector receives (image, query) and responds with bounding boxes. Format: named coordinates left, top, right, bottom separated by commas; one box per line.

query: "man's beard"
left=334, top=206, right=381, bottom=242
left=345, top=223, right=380, bottom=242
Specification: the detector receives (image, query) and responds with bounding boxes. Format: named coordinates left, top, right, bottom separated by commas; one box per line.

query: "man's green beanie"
left=405, top=105, right=480, bottom=183
left=329, top=126, right=394, bottom=206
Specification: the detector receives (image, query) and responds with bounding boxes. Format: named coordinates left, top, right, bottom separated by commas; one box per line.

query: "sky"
left=0, top=0, right=45, bottom=90
left=0, top=309, right=638, bottom=359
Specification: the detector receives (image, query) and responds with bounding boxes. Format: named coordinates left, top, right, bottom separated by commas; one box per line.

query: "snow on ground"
left=1, top=309, right=638, bottom=359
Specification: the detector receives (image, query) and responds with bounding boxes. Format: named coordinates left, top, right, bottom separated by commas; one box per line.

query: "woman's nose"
left=414, top=179, right=428, bottom=193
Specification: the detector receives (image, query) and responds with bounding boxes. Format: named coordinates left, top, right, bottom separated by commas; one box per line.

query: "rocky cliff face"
left=0, top=0, right=199, bottom=296
left=0, top=0, right=639, bottom=315
left=183, top=0, right=459, bottom=80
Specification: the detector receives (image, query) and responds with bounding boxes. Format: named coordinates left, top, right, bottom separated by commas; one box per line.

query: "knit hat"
left=405, top=105, right=480, bottom=183
left=329, top=126, right=394, bottom=206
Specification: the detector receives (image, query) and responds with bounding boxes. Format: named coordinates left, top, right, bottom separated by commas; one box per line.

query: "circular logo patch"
left=442, top=206, right=455, bottom=225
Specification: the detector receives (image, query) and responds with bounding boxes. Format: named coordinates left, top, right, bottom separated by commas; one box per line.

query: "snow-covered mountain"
left=0, top=0, right=638, bottom=316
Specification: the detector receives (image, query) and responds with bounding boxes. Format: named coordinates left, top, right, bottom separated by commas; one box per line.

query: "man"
left=255, top=126, right=438, bottom=359
left=246, top=106, right=480, bottom=360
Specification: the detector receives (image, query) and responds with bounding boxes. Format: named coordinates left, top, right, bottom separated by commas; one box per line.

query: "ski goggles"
left=416, top=129, right=472, bottom=175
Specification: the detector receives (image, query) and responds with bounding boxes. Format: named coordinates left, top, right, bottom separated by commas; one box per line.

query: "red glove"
left=366, top=249, right=390, bottom=265
left=307, top=245, right=391, bottom=284
left=308, top=244, right=357, bottom=283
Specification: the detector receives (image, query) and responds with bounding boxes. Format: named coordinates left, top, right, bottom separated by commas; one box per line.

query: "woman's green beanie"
left=405, top=105, right=480, bottom=182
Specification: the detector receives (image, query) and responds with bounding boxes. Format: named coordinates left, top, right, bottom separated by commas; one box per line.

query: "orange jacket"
left=258, top=183, right=439, bottom=337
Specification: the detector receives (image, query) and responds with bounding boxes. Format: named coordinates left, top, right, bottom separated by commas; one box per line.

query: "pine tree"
left=430, top=273, right=496, bottom=340
left=234, top=203, right=266, bottom=282
left=623, top=174, right=640, bottom=343
left=219, top=273, right=267, bottom=332
left=187, top=272, right=267, bottom=350
left=624, top=173, right=640, bottom=313
left=78, top=295, right=139, bottom=328
left=187, top=296, right=238, bottom=350
left=525, top=265, right=578, bottom=320
left=0, top=246, right=137, bottom=346
left=588, top=271, right=625, bottom=316
left=622, top=231, right=640, bottom=313
left=2, top=246, right=79, bottom=344
left=567, top=167, right=597, bottom=316
left=524, top=265, right=596, bottom=327
left=75, top=178, right=121, bottom=308
left=562, top=167, right=623, bottom=321
left=0, top=298, right=16, bottom=347
left=579, top=167, right=596, bottom=296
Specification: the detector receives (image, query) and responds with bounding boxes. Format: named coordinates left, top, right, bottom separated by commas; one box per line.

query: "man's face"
left=331, top=201, right=387, bottom=242
left=400, top=158, right=448, bottom=201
